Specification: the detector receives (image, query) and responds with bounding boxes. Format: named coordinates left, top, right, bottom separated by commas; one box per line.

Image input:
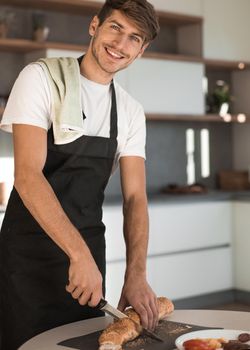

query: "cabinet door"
left=125, top=58, right=205, bottom=115
left=105, top=247, right=233, bottom=304
left=233, top=201, right=250, bottom=291
left=150, top=0, right=202, bottom=16
left=148, top=201, right=232, bottom=255
left=203, top=0, right=250, bottom=61
left=147, top=247, right=233, bottom=300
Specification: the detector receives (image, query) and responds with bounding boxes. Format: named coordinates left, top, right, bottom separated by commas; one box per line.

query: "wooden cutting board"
left=58, top=320, right=220, bottom=350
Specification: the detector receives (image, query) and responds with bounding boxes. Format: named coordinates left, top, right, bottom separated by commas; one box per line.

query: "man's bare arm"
left=118, top=156, right=158, bottom=330
left=12, top=124, right=102, bottom=306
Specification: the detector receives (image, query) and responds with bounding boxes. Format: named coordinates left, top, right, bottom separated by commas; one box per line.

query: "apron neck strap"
left=78, top=55, right=118, bottom=140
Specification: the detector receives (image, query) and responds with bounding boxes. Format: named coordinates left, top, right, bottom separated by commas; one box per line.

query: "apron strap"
left=77, top=55, right=118, bottom=141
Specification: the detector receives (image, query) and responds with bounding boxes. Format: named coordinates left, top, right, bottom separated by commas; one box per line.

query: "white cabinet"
left=147, top=247, right=233, bottom=300
left=151, top=0, right=202, bottom=16
left=125, top=58, right=205, bottom=115
left=232, top=201, right=250, bottom=292
left=103, top=201, right=233, bottom=305
left=148, top=201, right=232, bottom=254
left=203, top=0, right=250, bottom=61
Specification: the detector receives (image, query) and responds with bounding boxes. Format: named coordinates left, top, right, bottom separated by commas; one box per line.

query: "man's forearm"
left=123, top=194, right=149, bottom=278
left=15, top=171, right=91, bottom=261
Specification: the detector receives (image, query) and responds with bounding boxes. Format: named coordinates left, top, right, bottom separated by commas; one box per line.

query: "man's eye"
left=131, top=36, right=140, bottom=43
left=111, top=24, right=120, bottom=31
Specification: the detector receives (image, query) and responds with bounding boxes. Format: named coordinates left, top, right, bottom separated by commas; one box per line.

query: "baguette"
left=98, top=297, right=174, bottom=350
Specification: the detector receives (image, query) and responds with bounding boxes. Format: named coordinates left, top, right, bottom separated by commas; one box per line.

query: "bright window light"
left=200, top=129, right=210, bottom=178
left=0, top=157, right=14, bottom=203
left=186, top=128, right=195, bottom=185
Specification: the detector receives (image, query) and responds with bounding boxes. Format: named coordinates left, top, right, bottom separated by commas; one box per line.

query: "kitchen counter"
left=104, top=190, right=250, bottom=205
left=19, top=310, right=250, bottom=350
left=1, top=192, right=250, bottom=212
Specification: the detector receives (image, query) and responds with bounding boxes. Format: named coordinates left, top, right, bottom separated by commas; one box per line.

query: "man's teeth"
left=106, top=48, right=123, bottom=58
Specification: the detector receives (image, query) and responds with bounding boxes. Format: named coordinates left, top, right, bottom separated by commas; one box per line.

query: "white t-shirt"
left=1, top=63, right=146, bottom=172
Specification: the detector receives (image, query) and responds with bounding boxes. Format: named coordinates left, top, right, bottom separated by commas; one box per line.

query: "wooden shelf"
left=2, top=38, right=250, bottom=70
left=205, top=58, right=250, bottom=71
left=0, top=38, right=203, bottom=63
left=0, top=0, right=102, bottom=16
left=0, top=38, right=88, bottom=53
left=146, top=113, right=250, bottom=123
left=144, top=51, right=202, bottom=63
left=1, top=0, right=203, bottom=26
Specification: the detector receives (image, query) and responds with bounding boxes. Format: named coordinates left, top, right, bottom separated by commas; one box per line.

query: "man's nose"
left=112, top=33, right=128, bottom=49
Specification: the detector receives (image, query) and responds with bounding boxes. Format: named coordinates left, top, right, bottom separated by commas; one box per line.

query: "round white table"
left=19, top=309, right=250, bottom=350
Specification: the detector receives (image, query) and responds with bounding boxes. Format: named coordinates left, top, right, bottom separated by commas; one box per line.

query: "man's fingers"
left=88, top=291, right=103, bottom=307
left=71, top=286, right=83, bottom=299
left=136, top=304, right=148, bottom=330
left=149, top=297, right=159, bottom=330
left=78, top=290, right=92, bottom=306
left=65, top=282, right=75, bottom=293
left=143, top=302, right=154, bottom=330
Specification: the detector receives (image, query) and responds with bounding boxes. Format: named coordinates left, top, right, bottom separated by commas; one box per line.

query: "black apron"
left=0, top=60, right=118, bottom=350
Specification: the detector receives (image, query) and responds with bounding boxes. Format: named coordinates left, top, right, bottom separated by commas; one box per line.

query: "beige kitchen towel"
left=38, top=57, right=84, bottom=145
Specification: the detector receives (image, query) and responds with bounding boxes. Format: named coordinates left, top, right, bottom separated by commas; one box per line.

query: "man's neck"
left=80, top=49, right=114, bottom=85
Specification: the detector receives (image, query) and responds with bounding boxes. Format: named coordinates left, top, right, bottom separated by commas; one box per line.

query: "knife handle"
left=96, top=298, right=107, bottom=310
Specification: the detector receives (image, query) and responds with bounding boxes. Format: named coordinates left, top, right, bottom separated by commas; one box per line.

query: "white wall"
left=202, top=0, right=250, bottom=61
left=151, top=0, right=202, bottom=16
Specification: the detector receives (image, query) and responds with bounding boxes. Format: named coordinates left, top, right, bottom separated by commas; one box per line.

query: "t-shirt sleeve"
left=0, top=63, right=51, bottom=133
left=118, top=103, right=146, bottom=160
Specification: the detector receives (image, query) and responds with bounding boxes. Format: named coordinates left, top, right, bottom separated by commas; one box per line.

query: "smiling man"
left=0, top=1, right=160, bottom=349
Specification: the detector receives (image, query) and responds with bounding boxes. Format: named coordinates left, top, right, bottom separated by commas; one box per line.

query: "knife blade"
left=96, top=298, right=164, bottom=342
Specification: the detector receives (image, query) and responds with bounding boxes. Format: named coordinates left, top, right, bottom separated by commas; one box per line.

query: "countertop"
left=104, top=190, right=250, bottom=205
left=19, top=309, right=250, bottom=350
left=1, top=191, right=250, bottom=213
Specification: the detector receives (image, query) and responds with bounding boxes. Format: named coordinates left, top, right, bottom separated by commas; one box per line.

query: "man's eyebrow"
left=108, top=19, right=144, bottom=40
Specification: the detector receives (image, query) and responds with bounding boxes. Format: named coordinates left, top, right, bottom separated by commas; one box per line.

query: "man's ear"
left=89, top=15, right=99, bottom=36
left=138, top=42, right=149, bottom=58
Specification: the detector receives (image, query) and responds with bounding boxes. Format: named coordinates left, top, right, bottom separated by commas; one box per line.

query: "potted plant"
left=206, top=79, right=233, bottom=116
left=0, top=10, right=15, bottom=38
left=32, top=12, right=50, bottom=42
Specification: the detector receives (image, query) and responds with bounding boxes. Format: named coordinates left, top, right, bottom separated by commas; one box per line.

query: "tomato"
left=183, top=339, right=213, bottom=350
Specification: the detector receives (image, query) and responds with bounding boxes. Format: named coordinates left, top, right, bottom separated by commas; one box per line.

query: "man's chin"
left=101, top=63, right=127, bottom=75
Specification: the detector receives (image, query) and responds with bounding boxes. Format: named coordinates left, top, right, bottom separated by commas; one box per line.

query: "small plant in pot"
left=0, top=10, right=15, bottom=38
left=32, top=12, right=50, bottom=42
left=206, top=80, right=233, bottom=116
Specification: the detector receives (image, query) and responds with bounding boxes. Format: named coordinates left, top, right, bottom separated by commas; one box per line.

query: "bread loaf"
left=98, top=297, right=174, bottom=350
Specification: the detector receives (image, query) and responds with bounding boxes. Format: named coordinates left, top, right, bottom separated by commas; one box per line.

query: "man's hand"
left=117, top=273, right=159, bottom=331
left=66, top=253, right=103, bottom=307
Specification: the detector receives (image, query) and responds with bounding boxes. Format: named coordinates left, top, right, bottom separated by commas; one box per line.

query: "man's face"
left=89, top=10, right=149, bottom=75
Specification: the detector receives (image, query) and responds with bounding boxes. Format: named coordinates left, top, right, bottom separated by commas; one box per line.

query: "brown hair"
left=97, top=0, right=160, bottom=43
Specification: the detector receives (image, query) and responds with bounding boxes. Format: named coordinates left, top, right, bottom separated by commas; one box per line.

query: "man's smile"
left=105, top=46, right=126, bottom=60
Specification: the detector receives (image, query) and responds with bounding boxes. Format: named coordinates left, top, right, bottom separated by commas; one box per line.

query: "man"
left=0, top=0, right=160, bottom=349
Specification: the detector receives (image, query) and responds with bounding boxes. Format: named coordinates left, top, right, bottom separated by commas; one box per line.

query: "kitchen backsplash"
left=105, top=120, right=233, bottom=196
left=0, top=121, right=233, bottom=198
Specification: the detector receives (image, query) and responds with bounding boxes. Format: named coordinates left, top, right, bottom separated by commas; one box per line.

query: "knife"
left=96, top=298, right=164, bottom=342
